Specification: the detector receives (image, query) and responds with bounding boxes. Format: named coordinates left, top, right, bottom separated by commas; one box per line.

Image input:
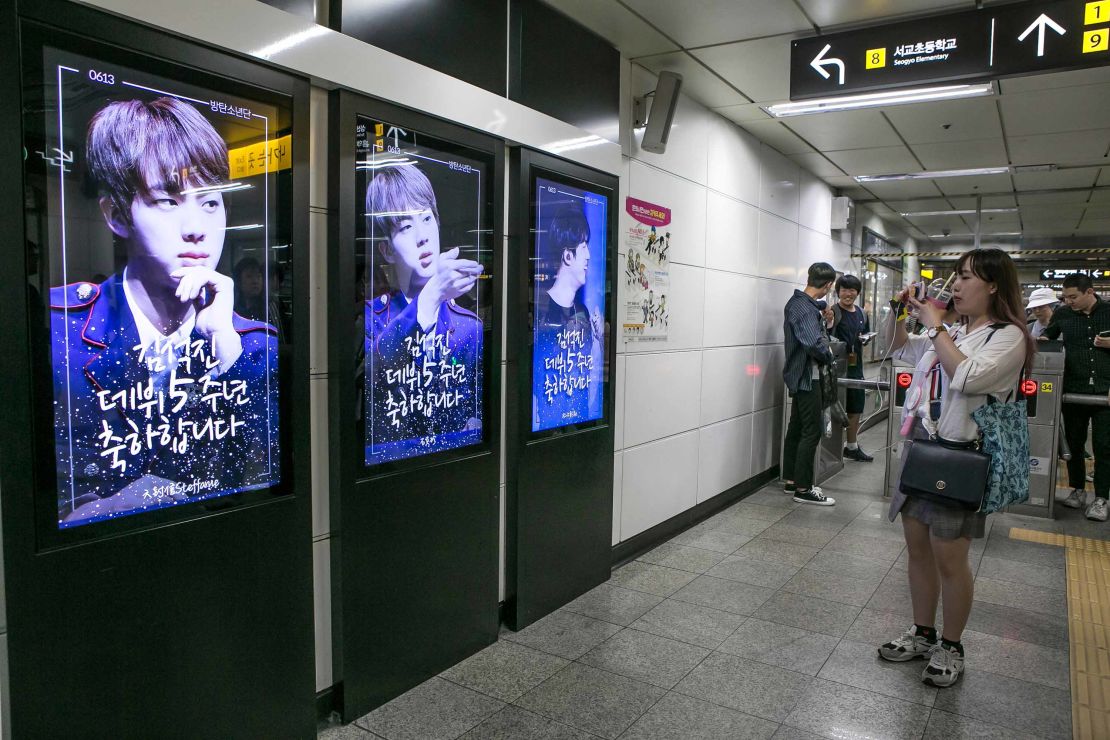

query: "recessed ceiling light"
left=927, top=232, right=1022, bottom=238
left=901, top=208, right=1018, bottom=217
left=763, top=82, right=995, bottom=118
left=855, top=166, right=1010, bottom=183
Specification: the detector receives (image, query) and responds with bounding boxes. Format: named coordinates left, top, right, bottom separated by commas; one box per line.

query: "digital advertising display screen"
left=356, top=116, right=494, bottom=467
left=23, top=43, right=292, bottom=530
left=530, top=174, right=608, bottom=433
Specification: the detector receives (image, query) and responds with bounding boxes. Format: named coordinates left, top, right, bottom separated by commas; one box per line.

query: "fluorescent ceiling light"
left=901, top=208, right=1018, bottom=217
left=763, top=82, right=994, bottom=118
left=928, top=232, right=1021, bottom=238
left=855, top=166, right=1009, bottom=183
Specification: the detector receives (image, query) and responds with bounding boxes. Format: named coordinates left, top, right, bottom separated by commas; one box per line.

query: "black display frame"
left=505, top=147, right=617, bottom=630
left=328, top=88, right=504, bottom=720
left=0, top=1, right=315, bottom=736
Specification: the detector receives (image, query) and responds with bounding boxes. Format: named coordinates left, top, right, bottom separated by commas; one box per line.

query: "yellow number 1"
left=1086, top=1, right=1110, bottom=25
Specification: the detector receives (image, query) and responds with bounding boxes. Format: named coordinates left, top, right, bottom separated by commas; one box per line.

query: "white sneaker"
left=1087, top=498, right=1109, bottom=522
left=878, top=627, right=936, bottom=662
left=1061, top=489, right=1085, bottom=509
left=922, top=643, right=964, bottom=687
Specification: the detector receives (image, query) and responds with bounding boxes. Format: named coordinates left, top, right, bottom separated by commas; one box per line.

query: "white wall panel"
left=758, top=146, right=801, bottom=223
left=313, top=539, right=333, bottom=692
left=757, top=212, right=799, bottom=282
left=798, top=171, right=832, bottom=236
left=614, top=353, right=627, bottom=451
left=621, top=431, right=700, bottom=539
left=700, top=346, right=755, bottom=426
left=698, top=415, right=754, bottom=503
left=702, top=270, right=757, bottom=348
left=623, top=351, right=703, bottom=448
left=797, top=227, right=835, bottom=284
left=627, top=160, right=707, bottom=267
left=751, top=406, right=784, bottom=477
left=752, top=344, right=785, bottom=412
left=704, top=191, right=758, bottom=275
left=756, top=280, right=793, bottom=346
left=613, top=453, right=624, bottom=546
left=623, top=262, right=706, bottom=354
left=706, top=116, right=762, bottom=206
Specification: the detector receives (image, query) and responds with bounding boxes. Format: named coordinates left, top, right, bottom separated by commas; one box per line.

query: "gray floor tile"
left=441, top=641, right=570, bottom=702
left=671, top=575, right=777, bottom=616
left=673, top=652, right=811, bottom=723
left=716, top=617, right=839, bottom=676
left=670, top=529, right=753, bottom=554
left=356, top=677, right=505, bottom=740
left=619, top=692, right=778, bottom=740
left=752, top=591, right=861, bottom=638
left=981, top=534, right=1065, bottom=569
left=630, top=599, right=747, bottom=650
left=776, top=507, right=855, bottom=532
left=504, top=609, right=623, bottom=660
left=743, top=490, right=800, bottom=509
left=514, top=663, right=665, bottom=740
left=863, top=574, right=920, bottom=619
left=563, top=584, right=664, bottom=626
left=459, top=706, right=593, bottom=740
left=990, top=512, right=1066, bottom=535
left=803, top=551, right=893, bottom=581
left=733, top=502, right=794, bottom=523
left=782, top=678, right=931, bottom=740
left=822, top=532, right=905, bottom=562
left=769, top=727, right=826, bottom=740
left=962, top=599, right=1069, bottom=650
left=578, top=627, right=710, bottom=689
left=609, top=561, right=699, bottom=598
left=318, top=724, right=381, bottom=740
left=837, top=519, right=907, bottom=544
left=637, top=543, right=728, bottom=574
left=706, top=555, right=801, bottom=589
left=756, top=522, right=839, bottom=548
left=816, top=638, right=938, bottom=707
left=844, top=608, right=941, bottom=647
left=780, top=567, right=883, bottom=607
left=735, top=538, right=820, bottom=569
left=973, top=576, right=1067, bottom=616
left=932, top=665, right=1071, bottom=739
left=975, top=555, right=1067, bottom=592
left=705, top=509, right=776, bottom=537
left=960, top=629, right=1070, bottom=690
left=921, top=709, right=1039, bottom=739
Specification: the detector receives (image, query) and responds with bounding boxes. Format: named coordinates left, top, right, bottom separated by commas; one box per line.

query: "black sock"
left=914, top=625, right=937, bottom=642
left=941, top=638, right=964, bottom=655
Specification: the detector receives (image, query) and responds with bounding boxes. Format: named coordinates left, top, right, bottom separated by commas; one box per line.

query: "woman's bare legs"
left=931, top=534, right=974, bottom=641
left=902, top=515, right=939, bottom=628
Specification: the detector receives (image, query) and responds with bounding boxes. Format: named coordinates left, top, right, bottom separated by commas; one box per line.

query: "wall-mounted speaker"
left=640, top=71, right=682, bottom=155
left=831, top=196, right=853, bottom=231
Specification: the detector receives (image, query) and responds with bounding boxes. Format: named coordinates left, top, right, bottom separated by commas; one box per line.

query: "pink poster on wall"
left=623, top=197, right=671, bottom=342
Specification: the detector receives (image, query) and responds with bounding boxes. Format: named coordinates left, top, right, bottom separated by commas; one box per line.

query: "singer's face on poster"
left=564, top=241, right=590, bottom=289
left=381, top=208, right=441, bottom=287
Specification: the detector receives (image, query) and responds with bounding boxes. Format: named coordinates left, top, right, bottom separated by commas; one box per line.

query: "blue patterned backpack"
left=972, top=327, right=1030, bottom=513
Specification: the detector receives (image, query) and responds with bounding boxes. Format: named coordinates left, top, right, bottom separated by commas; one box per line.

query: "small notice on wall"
left=623, top=197, right=671, bottom=342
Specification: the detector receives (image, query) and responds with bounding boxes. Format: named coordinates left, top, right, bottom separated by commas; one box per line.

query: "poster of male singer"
left=531, top=177, right=608, bottom=432
left=358, top=117, right=492, bottom=466
left=37, top=49, right=285, bottom=528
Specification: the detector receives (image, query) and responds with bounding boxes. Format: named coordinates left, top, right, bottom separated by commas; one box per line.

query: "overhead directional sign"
left=790, top=0, right=1110, bottom=100
left=1040, top=267, right=1110, bottom=279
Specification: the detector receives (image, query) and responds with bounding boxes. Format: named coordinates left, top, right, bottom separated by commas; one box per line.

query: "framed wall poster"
left=622, top=197, right=670, bottom=342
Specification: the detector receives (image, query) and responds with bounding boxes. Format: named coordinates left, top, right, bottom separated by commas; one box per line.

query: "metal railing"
left=1062, top=393, right=1110, bottom=407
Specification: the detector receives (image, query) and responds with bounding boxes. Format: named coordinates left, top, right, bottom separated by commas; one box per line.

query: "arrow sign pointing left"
left=1018, top=13, right=1066, bottom=57
left=810, top=44, right=846, bottom=85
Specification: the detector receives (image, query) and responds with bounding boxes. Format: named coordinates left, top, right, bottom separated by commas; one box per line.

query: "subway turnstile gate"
left=1011, top=343, right=1064, bottom=517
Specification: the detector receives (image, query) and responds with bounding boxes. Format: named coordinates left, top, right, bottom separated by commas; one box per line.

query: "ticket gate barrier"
left=1010, top=344, right=1064, bottom=518
left=780, top=341, right=847, bottom=487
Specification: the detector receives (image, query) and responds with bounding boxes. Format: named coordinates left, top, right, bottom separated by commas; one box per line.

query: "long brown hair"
left=955, top=248, right=1036, bottom=370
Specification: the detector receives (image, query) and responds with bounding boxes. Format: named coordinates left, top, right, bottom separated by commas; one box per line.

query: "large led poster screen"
left=356, top=116, right=494, bottom=466
left=530, top=175, right=608, bottom=433
left=28, top=46, right=290, bottom=529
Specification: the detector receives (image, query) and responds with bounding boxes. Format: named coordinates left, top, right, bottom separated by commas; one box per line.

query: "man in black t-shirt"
left=830, top=274, right=872, bottom=462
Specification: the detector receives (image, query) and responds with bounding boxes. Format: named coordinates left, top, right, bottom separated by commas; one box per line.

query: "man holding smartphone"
left=1044, top=274, right=1110, bottom=520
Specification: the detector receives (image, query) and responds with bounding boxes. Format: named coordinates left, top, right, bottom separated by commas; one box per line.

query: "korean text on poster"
left=622, top=197, right=670, bottom=342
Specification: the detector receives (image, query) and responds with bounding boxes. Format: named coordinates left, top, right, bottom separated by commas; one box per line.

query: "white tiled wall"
left=614, top=66, right=855, bottom=545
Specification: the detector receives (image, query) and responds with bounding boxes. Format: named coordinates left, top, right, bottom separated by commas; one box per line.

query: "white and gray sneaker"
left=922, top=643, right=964, bottom=687
left=1087, top=498, right=1109, bottom=522
left=878, top=627, right=936, bottom=662
left=793, top=487, right=835, bottom=506
left=1061, top=489, right=1085, bottom=509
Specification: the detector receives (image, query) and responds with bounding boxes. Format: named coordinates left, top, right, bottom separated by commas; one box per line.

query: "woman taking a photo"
left=878, top=248, right=1033, bottom=687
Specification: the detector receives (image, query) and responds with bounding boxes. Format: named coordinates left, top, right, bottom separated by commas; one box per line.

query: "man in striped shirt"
left=781, top=262, right=837, bottom=506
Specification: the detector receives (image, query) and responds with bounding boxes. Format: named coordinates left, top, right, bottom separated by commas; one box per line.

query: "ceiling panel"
left=1012, top=168, right=1101, bottom=191
left=1075, top=217, right=1110, bottom=236
left=691, top=35, right=793, bottom=103
left=1021, top=204, right=1086, bottom=223
left=541, top=0, right=680, bottom=57
left=1017, top=191, right=1093, bottom=207
left=858, top=179, right=946, bottom=201
left=948, top=195, right=1018, bottom=209
left=1089, top=189, right=1110, bottom=206
left=739, top=120, right=815, bottom=155
left=886, top=198, right=957, bottom=213
left=623, top=0, right=810, bottom=48
left=784, top=110, right=902, bottom=151
left=794, top=0, right=971, bottom=29
left=910, top=139, right=1009, bottom=170
left=1023, top=222, right=1077, bottom=236
left=882, top=97, right=1003, bottom=144
left=824, top=146, right=921, bottom=176
left=1008, top=131, right=1110, bottom=167
left=1000, top=85, right=1110, bottom=137
left=934, top=173, right=1013, bottom=196
left=713, top=102, right=772, bottom=124
left=998, top=66, right=1110, bottom=94
left=977, top=214, right=1023, bottom=231
left=633, top=54, right=748, bottom=108
left=789, top=152, right=846, bottom=178
left=905, top=214, right=973, bottom=235
left=1099, top=169, right=1110, bottom=187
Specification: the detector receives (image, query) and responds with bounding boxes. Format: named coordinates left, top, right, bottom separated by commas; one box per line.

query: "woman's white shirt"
left=896, top=322, right=1026, bottom=442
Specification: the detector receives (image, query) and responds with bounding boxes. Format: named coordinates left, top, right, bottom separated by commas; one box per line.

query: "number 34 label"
left=1041, top=381, right=1055, bottom=393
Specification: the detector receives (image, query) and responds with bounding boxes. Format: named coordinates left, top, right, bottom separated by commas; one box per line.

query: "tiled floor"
left=321, top=423, right=1094, bottom=740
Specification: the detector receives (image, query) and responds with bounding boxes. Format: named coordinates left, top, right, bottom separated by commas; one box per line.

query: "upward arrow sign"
left=1018, top=13, right=1066, bottom=57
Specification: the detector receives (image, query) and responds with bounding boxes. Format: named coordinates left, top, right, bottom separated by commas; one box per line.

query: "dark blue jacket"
left=364, top=291, right=483, bottom=464
left=50, top=274, right=279, bottom=525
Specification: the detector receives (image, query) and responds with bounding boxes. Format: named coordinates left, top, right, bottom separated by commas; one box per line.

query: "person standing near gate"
left=781, top=262, right=837, bottom=506
left=831, top=273, right=873, bottom=462
left=1044, top=274, right=1110, bottom=520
